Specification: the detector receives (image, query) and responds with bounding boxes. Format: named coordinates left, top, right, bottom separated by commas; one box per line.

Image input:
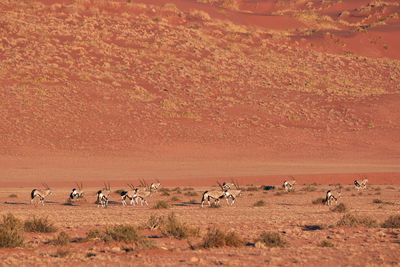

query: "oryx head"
left=42, top=183, right=52, bottom=195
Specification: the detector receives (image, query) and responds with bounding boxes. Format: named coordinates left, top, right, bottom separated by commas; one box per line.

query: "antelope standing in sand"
left=354, top=177, right=368, bottom=191
left=222, top=180, right=242, bottom=206
left=121, top=184, right=138, bottom=206
left=283, top=177, right=296, bottom=192
left=325, top=188, right=342, bottom=206
left=134, top=179, right=159, bottom=206
left=30, top=183, right=53, bottom=205
left=97, top=182, right=111, bottom=208
left=201, top=182, right=226, bottom=207
left=70, top=182, right=84, bottom=202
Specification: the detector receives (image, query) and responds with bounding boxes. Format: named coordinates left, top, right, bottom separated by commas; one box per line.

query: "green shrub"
left=256, top=232, right=286, bottom=247
left=24, top=217, right=57, bottom=233
left=0, top=213, right=24, bottom=248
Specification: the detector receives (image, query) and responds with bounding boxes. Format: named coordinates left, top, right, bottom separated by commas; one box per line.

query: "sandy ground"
left=0, top=183, right=399, bottom=266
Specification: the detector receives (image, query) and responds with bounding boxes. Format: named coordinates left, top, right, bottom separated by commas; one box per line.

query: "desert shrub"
left=256, top=232, right=286, bottom=247
left=104, top=225, right=154, bottom=249
left=302, top=185, right=317, bottom=192
left=0, top=213, right=24, bottom=248
left=146, top=214, right=164, bottom=230
left=86, top=229, right=102, bottom=240
left=161, top=191, right=170, bottom=196
left=53, top=231, right=70, bottom=246
left=318, top=240, right=334, bottom=247
left=210, top=202, right=221, bottom=208
left=253, top=200, right=266, bottom=207
left=8, top=194, right=18, bottom=198
left=159, top=188, right=170, bottom=192
left=24, top=217, right=57, bottom=233
left=373, top=199, right=383, bottom=204
left=159, top=213, right=199, bottom=240
left=337, top=214, right=378, bottom=228
left=331, top=203, right=346, bottom=213
left=55, top=248, right=69, bottom=258
left=114, top=189, right=125, bottom=194
left=188, top=9, right=211, bottom=21
left=374, top=187, right=381, bottom=191
left=183, top=187, right=194, bottom=191
left=386, top=186, right=395, bottom=190
left=312, top=197, right=325, bottom=205
left=274, top=191, right=288, bottom=196
left=201, top=228, right=244, bottom=248
left=262, top=185, right=275, bottom=191
left=170, top=196, right=180, bottom=201
left=381, top=215, right=400, bottom=228
left=246, top=187, right=258, bottom=192
left=152, top=200, right=170, bottom=209
left=184, top=191, right=198, bottom=197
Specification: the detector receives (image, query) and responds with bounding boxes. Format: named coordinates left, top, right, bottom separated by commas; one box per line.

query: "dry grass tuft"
left=24, top=217, right=57, bottom=233
left=253, top=200, right=266, bottom=207
left=318, top=240, right=334, bottom=247
left=104, top=225, right=155, bottom=249
left=381, top=215, right=400, bottom=228
left=201, top=227, right=245, bottom=248
left=152, top=200, right=171, bottom=209
left=159, top=213, right=199, bottom=240
left=337, top=213, right=378, bottom=228
left=312, top=197, right=325, bottom=205
left=0, top=213, right=24, bottom=248
left=53, top=231, right=70, bottom=246
left=256, top=232, right=286, bottom=247
left=331, top=203, right=346, bottom=213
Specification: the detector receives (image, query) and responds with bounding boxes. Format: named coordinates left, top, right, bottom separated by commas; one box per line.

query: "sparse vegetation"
left=256, top=232, right=286, bottom=247
left=373, top=199, right=383, bottom=204
left=184, top=191, right=198, bottom=197
left=254, top=200, right=266, bottom=207
left=201, top=227, right=245, bottom=248
left=24, top=217, right=57, bottom=233
left=246, top=187, right=258, bottom=192
left=0, top=213, right=24, bottom=248
left=55, top=248, right=70, bottom=258
left=318, top=240, right=334, bottom=247
left=159, top=213, right=199, bottom=240
left=331, top=203, right=346, bottom=213
left=152, top=200, right=171, bottom=209
left=8, top=194, right=18, bottom=198
left=337, top=214, right=378, bottom=228
left=312, top=197, right=325, bottom=205
left=170, top=196, right=180, bottom=201
left=381, top=215, right=400, bottom=228
left=53, top=231, right=70, bottom=246
left=104, top=225, right=154, bottom=249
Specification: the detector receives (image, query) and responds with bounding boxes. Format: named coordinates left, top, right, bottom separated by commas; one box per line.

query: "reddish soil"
left=0, top=0, right=399, bottom=265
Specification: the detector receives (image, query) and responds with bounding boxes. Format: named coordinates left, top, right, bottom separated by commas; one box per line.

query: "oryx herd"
left=28, top=176, right=369, bottom=208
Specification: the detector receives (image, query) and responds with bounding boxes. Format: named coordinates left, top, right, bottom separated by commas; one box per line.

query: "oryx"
left=325, top=188, right=341, bottom=206
left=97, top=182, right=111, bottom=208
left=121, top=184, right=138, bottom=206
left=70, top=182, right=84, bottom=202
left=30, top=183, right=53, bottom=205
left=354, top=177, right=368, bottom=191
left=222, top=180, right=242, bottom=206
left=283, top=177, right=296, bottom=192
left=201, top=182, right=226, bottom=207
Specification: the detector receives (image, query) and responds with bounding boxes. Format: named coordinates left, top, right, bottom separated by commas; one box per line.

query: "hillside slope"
left=0, top=0, right=399, bottom=165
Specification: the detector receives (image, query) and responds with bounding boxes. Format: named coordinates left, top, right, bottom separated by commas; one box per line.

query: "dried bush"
left=312, top=197, right=325, bottom=205
left=373, top=199, right=383, bottom=204
left=170, top=196, right=180, bottom=201
left=337, top=214, right=378, bottom=228
left=256, top=232, right=286, bottom=247
left=318, top=240, right=334, bottom=247
left=152, top=200, right=171, bottom=209
left=159, top=213, right=199, bottom=240
left=104, top=225, right=154, bottom=249
left=246, top=187, right=258, bottom=192
left=201, top=227, right=245, bottom=248
left=55, top=248, right=69, bottom=258
left=253, top=200, right=266, bottom=207
left=0, top=213, right=24, bottom=248
left=8, top=194, right=18, bottom=198
left=184, top=191, right=198, bottom=197
left=331, top=203, right=346, bottom=213
left=24, top=217, right=57, bottom=233
left=53, top=231, right=70, bottom=246
left=381, top=215, right=400, bottom=228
